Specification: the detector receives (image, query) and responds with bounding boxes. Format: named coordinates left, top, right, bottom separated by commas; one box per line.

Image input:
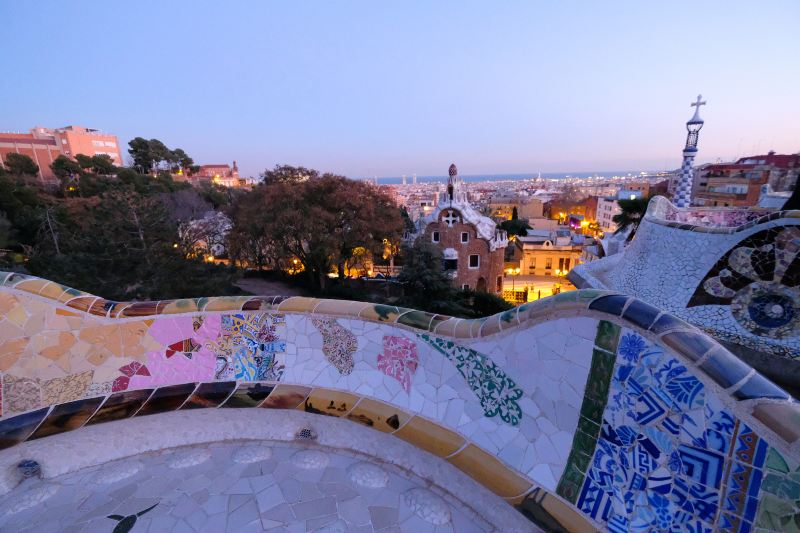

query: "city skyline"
left=2, top=1, right=799, bottom=178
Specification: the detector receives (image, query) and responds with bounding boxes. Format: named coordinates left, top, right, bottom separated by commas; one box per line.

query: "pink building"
left=0, top=125, right=123, bottom=182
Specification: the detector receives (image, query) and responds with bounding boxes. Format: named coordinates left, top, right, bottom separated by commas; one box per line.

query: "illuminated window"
left=545, top=258, right=552, bottom=269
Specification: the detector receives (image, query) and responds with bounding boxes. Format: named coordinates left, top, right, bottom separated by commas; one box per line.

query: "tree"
left=511, top=205, right=519, bottom=220
left=612, top=197, right=650, bottom=241
left=160, top=189, right=213, bottom=224
left=3, top=153, right=39, bottom=176
left=128, top=137, right=154, bottom=173
left=229, top=167, right=403, bottom=288
left=397, top=238, right=454, bottom=306
left=172, top=148, right=193, bottom=172
left=260, top=165, right=319, bottom=185
left=500, top=218, right=530, bottom=237
left=26, top=189, right=239, bottom=300
left=91, top=154, right=116, bottom=175
left=51, top=155, right=82, bottom=179
left=127, top=137, right=187, bottom=174
left=75, top=154, right=94, bottom=170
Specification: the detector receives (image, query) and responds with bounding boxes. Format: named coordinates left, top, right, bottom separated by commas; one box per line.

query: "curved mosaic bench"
left=570, top=196, right=800, bottom=362
left=1, top=270, right=799, bottom=532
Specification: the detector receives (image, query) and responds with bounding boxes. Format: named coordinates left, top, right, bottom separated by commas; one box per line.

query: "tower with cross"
left=673, top=94, right=707, bottom=207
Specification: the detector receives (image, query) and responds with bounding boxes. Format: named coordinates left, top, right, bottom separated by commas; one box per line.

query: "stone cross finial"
left=691, top=94, right=706, bottom=109
left=442, top=210, right=460, bottom=227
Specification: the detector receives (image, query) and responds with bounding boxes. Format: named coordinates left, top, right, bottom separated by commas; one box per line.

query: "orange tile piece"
left=447, top=444, right=532, bottom=498
left=393, top=415, right=465, bottom=457
left=346, top=397, right=410, bottom=433
left=298, top=388, right=359, bottom=417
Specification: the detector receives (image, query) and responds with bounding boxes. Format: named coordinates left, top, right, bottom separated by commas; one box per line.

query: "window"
left=461, top=232, right=469, bottom=243
left=443, top=259, right=458, bottom=271
left=558, top=258, right=565, bottom=271
left=565, top=258, right=571, bottom=270
left=462, top=284, right=470, bottom=290
left=545, top=258, right=552, bottom=269
left=469, top=254, right=480, bottom=269
left=496, top=276, right=502, bottom=291
left=432, top=231, right=440, bottom=243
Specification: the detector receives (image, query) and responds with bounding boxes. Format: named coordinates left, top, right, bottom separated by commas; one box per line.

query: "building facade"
left=487, top=196, right=544, bottom=220
left=692, top=152, right=800, bottom=207
left=596, top=196, right=621, bottom=233
left=510, top=229, right=584, bottom=277
left=0, top=132, right=62, bottom=181
left=0, top=125, right=122, bottom=182
left=415, top=164, right=508, bottom=293
left=192, top=161, right=252, bottom=188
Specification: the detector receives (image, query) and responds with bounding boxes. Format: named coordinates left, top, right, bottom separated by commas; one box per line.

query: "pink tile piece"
left=377, top=335, right=419, bottom=393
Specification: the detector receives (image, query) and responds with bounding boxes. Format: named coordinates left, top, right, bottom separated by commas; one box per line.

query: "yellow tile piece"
left=0, top=293, right=20, bottom=315
left=447, top=444, right=532, bottom=498
left=160, top=299, right=199, bottom=315
left=14, top=278, right=51, bottom=296
left=201, top=296, right=252, bottom=312
left=479, top=315, right=502, bottom=337
left=298, top=388, right=359, bottom=417
left=346, top=397, right=411, bottom=433
left=358, top=304, right=402, bottom=323
left=262, top=384, right=311, bottom=409
left=432, top=318, right=460, bottom=337
left=393, top=416, right=465, bottom=458
left=312, top=299, right=369, bottom=318
left=36, top=281, right=67, bottom=301
left=6, top=304, right=28, bottom=328
left=452, top=319, right=473, bottom=338
left=0, top=337, right=29, bottom=371
left=277, top=297, right=321, bottom=314
left=38, top=331, right=77, bottom=360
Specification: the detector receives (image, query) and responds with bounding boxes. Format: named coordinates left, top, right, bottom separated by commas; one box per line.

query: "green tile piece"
left=580, top=395, right=606, bottom=423
left=765, top=447, right=790, bottom=474
left=572, top=430, right=599, bottom=457
left=555, top=317, right=619, bottom=509
left=595, top=320, right=621, bottom=353
left=576, top=414, right=600, bottom=437
left=567, top=447, right=592, bottom=474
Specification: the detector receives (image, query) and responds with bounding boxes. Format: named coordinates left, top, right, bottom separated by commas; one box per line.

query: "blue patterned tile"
left=677, top=444, right=724, bottom=489
left=577, top=478, right=614, bottom=522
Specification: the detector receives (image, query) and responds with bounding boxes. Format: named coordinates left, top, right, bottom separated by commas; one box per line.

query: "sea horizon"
left=352, top=169, right=669, bottom=185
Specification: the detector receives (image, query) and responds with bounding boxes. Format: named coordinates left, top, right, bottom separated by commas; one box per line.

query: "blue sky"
left=2, top=1, right=798, bottom=178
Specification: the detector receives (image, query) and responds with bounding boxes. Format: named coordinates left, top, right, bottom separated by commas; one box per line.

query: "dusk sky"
left=2, top=1, right=798, bottom=178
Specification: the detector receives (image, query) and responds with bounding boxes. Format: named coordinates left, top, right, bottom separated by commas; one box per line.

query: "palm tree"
left=612, top=197, right=650, bottom=241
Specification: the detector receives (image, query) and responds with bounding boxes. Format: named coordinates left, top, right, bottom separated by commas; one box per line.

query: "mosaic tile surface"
left=419, top=333, right=524, bottom=426
left=1, top=271, right=800, bottom=532
left=573, top=199, right=800, bottom=359
left=0, top=441, right=496, bottom=533
left=562, top=327, right=781, bottom=532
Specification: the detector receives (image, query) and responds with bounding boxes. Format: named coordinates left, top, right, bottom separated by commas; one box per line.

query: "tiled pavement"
left=0, top=441, right=495, bottom=533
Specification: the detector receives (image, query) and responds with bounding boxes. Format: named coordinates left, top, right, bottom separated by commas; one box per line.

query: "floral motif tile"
left=418, top=334, right=523, bottom=426
left=207, top=313, right=286, bottom=381
left=377, top=335, right=418, bottom=393
left=312, top=317, right=357, bottom=375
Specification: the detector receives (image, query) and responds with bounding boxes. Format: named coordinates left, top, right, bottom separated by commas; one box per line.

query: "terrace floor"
left=0, top=441, right=496, bottom=533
